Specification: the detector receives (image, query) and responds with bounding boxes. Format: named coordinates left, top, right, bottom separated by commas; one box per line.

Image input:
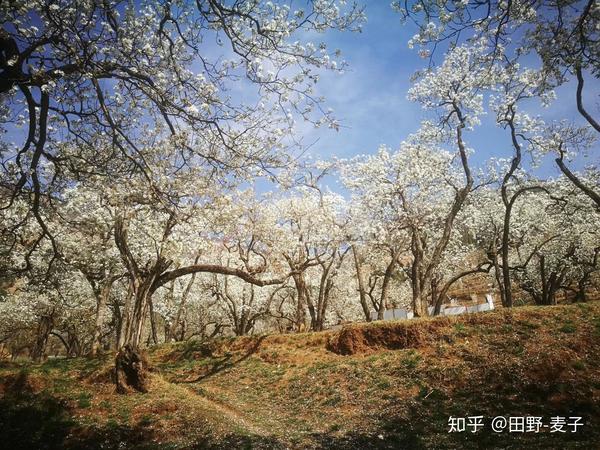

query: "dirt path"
left=157, top=376, right=272, bottom=438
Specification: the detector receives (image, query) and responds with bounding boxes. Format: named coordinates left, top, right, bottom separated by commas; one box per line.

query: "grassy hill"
left=1, top=302, right=600, bottom=449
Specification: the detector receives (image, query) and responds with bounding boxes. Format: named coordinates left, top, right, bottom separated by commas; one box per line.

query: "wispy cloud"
left=294, top=3, right=598, bottom=179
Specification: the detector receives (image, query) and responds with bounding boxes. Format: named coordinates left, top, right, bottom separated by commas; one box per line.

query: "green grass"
left=400, top=350, right=422, bottom=370
left=559, top=322, right=577, bottom=333
left=572, top=360, right=586, bottom=371
left=591, top=317, right=600, bottom=337
left=77, top=392, right=92, bottom=408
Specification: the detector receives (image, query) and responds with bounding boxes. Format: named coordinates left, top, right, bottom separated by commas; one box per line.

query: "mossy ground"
left=1, top=302, right=600, bottom=449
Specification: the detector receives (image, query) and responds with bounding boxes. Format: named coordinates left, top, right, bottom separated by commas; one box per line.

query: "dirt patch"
left=325, top=307, right=535, bottom=356
left=524, top=347, right=577, bottom=384
left=227, top=336, right=262, bottom=353
left=327, top=319, right=454, bottom=355
left=149, top=399, right=179, bottom=414
left=84, top=364, right=115, bottom=385
left=159, top=336, right=267, bottom=363
left=159, top=341, right=216, bottom=363
left=0, top=370, right=46, bottom=395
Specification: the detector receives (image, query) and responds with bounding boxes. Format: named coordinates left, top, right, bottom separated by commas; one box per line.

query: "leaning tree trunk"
left=166, top=256, right=199, bottom=342
left=411, top=236, right=429, bottom=318
left=431, top=278, right=443, bottom=316
left=148, top=299, right=159, bottom=345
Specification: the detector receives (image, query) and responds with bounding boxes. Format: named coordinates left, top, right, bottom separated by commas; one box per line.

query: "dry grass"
left=1, top=302, right=600, bottom=449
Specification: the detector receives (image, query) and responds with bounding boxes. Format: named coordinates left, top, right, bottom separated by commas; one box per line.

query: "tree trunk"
left=490, top=243, right=507, bottom=307
left=115, top=282, right=154, bottom=393
left=574, top=272, right=590, bottom=302
left=31, top=313, right=54, bottom=362
left=378, top=254, right=397, bottom=320
left=179, top=317, right=187, bottom=341
left=431, top=278, right=443, bottom=316
left=411, top=233, right=428, bottom=317
left=117, top=281, right=134, bottom=349
left=167, top=268, right=197, bottom=342
left=413, top=293, right=429, bottom=317
left=90, top=280, right=113, bottom=356
left=49, top=332, right=71, bottom=357
left=292, top=272, right=310, bottom=331
left=127, top=282, right=154, bottom=348
left=352, top=246, right=372, bottom=321
left=149, top=298, right=159, bottom=345
left=500, top=202, right=514, bottom=307
left=315, top=253, right=337, bottom=331
left=114, top=344, right=150, bottom=393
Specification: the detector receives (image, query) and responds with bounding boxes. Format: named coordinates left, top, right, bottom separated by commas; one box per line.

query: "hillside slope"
left=1, top=302, right=600, bottom=449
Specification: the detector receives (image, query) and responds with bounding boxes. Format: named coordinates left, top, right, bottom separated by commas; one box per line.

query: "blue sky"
left=298, top=4, right=424, bottom=160
left=294, top=2, right=599, bottom=182
left=5, top=1, right=597, bottom=194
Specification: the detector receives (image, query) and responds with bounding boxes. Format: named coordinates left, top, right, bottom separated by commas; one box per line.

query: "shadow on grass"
left=179, top=335, right=267, bottom=384
left=39, top=354, right=110, bottom=377
left=0, top=382, right=281, bottom=450
left=2, top=363, right=598, bottom=450
left=1, top=388, right=597, bottom=450
left=0, top=391, right=74, bottom=449
left=0, top=373, right=146, bottom=450
left=307, top=408, right=599, bottom=450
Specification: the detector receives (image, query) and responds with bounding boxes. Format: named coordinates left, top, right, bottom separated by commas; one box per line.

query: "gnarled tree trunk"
left=114, top=278, right=165, bottom=393
left=112, top=215, right=288, bottom=393
left=115, top=344, right=149, bottom=393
